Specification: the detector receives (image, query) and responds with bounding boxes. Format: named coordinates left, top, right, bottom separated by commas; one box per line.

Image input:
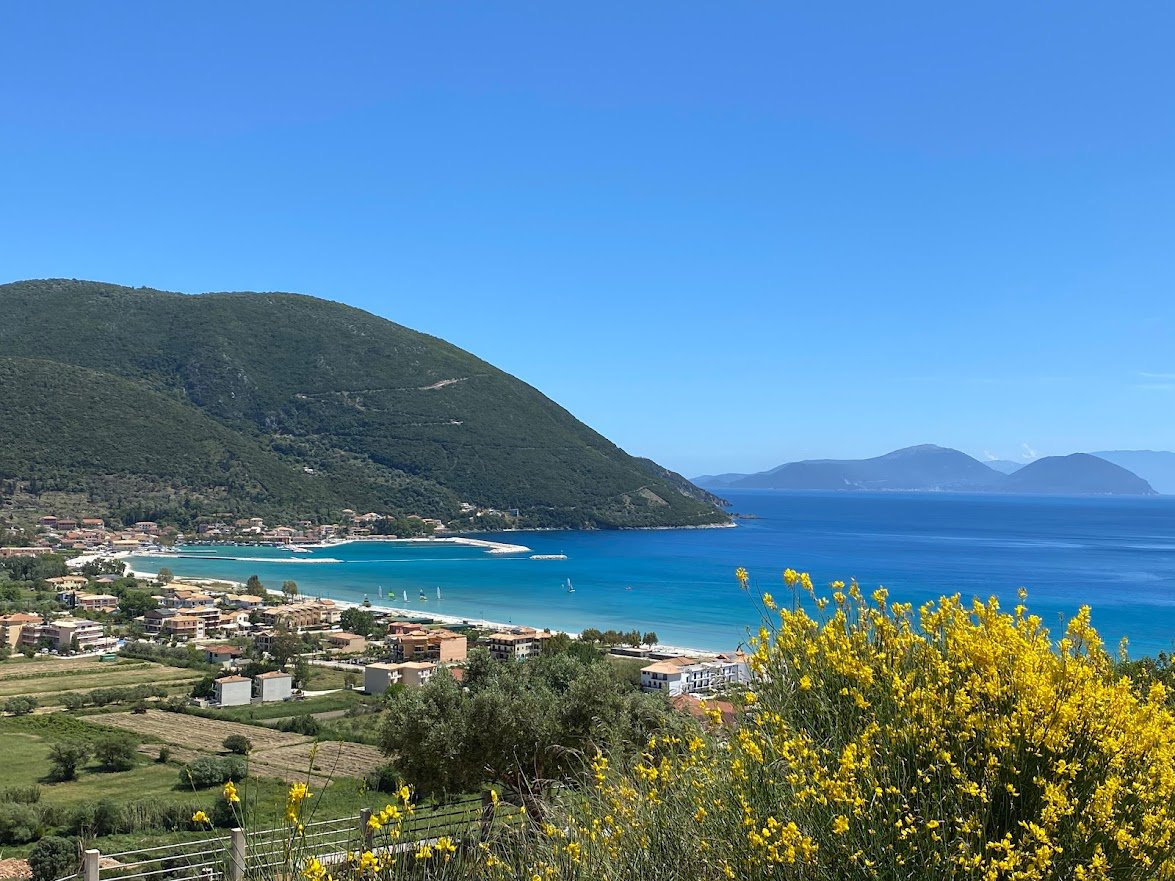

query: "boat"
left=418, top=591, right=428, bottom=602
left=625, top=585, right=633, bottom=591
left=362, top=595, right=371, bottom=607
left=565, top=578, right=575, bottom=594
left=288, top=545, right=312, bottom=553
left=377, top=585, right=383, bottom=599
left=403, top=590, right=408, bottom=603
left=436, top=586, right=442, bottom=600
left=530, top=553, right=568, bottom=560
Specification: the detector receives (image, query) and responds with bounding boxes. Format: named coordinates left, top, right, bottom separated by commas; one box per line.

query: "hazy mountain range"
left=696, top=445, right=1163, bottom=496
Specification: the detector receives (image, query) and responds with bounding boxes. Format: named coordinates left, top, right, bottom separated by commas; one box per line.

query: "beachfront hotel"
left=639, top=653, right=751, bottom=697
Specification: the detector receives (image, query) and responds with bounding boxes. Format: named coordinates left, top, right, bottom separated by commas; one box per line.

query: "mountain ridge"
left=696, top=445, right=1158, bottom=496
left=0, top=279, right=727, bottom=530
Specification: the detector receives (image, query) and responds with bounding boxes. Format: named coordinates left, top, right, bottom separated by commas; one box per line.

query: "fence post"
left=359, top=808, right=373, bottom=850
left=229, top=828, right=246, bottom=881
left=83, top=849, right=100, bottom=881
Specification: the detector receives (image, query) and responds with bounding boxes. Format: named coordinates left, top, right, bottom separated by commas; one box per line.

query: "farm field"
left=0, top=661, right=203, bottom=701
left=0, top=656, right=138, bottom=680
left=204, top=688, right=371, bottom=723
left=89, top=710, right=386, bottom=785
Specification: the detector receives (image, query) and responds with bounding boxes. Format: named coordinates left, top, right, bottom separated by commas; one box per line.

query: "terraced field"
left=90, top=710, right=386, bottom=785
left=0, top=657, right=205, bottom=706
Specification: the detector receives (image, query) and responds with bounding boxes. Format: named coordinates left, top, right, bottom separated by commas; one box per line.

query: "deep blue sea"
left=129, top=491, right=1175, bottom=656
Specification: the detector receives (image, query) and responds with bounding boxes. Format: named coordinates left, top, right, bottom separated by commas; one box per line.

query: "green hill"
left=0, top=279, right=726, bottom=530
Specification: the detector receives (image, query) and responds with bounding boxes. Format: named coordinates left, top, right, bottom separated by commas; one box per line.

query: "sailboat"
left=403, top=590, right=408, bottom=603
left=418, top=589, right=428, bottom=602
left=565, top=578, right=575, bottom=594
left=378, top=585, right=383, bottom=599
left=436, top=586, right=442, bottom=601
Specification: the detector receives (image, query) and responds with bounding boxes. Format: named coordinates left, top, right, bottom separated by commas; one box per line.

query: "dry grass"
left=90, top=709, right=385, bottom=785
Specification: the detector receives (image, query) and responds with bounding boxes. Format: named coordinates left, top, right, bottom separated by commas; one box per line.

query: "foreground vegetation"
left=7, top=566, right=1175, bottom=881
left=226, top=571, right=1175, bottom=881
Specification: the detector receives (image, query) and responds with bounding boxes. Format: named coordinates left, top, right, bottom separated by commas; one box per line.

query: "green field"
left=0, top=663, right=203, bottom=700
left=0, top=713, right=485, bottom=859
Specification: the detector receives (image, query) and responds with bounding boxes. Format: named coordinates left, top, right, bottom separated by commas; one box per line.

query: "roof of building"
left=215, top=675, right=250, bottom=684
left=255, top=671, right=292, bottom=680
left=328, top=632, right=364, bottom=641
left=641, top=661, right=690, bottom=675
left=0, top=615, right=41, bottom=629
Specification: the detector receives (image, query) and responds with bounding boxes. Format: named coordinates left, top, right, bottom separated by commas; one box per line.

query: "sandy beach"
left=115, top=566, right=714, bottom=659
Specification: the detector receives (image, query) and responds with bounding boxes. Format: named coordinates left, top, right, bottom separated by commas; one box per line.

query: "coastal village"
left=0, top=512, right=753, bottom=709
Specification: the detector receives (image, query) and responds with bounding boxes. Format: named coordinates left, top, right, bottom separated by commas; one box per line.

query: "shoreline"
left=119, top=551, right=726, bottom=660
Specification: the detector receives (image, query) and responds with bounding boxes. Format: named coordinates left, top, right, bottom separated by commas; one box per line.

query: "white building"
left=640, top=654, right=750, bottom=697
left=214, top=675, right=252, bottom=707
left=254, top=671, right=293, bottom=702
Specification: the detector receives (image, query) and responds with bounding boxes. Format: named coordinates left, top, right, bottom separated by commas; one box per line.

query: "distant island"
left=0, top=279, right=727, bottom=531
left=696, top=445, right=1160, bottom=496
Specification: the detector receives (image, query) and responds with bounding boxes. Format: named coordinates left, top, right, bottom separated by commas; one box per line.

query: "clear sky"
left=3, top=3, right=1173, bottom=477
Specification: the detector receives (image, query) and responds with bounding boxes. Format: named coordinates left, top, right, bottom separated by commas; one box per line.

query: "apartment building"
left=486, top=628, right=551, bottom=661
left=22, top=618, right=116, bottom=654
left=363, top=660, right=437, bottom=695
left=254, top=671, right=293, bottom=702
left=214, top=675, right=252, bottom=707
left=163, top=614, right=205, bottom=641
left=639, top=654, right=751, bottom=697
left=387, top=629, right=467, bottom=664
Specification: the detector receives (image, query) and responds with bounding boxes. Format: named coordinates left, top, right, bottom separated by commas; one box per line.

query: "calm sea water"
left=129, top=491, right=1175, bottom=656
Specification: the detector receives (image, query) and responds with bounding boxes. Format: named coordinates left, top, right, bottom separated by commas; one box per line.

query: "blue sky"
left=2, top=3, right=1173, bottom=476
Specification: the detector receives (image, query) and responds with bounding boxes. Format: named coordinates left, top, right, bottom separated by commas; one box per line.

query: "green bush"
left=0, top=802, right=40, bottom=844
left=3, top=695, right=38, bottom=715
left=28, top=836, right=77, bottom=881
left=47, top=742, right=91, bottom=782
left=179, top=756, right=247, bottom=788
left=222, top=734, right=252, bottom=755
left=95, top=737, right=138, bottom=771
left=0, top=784, right=41, bottom=804
left=276, top=714, right=320, bottom=735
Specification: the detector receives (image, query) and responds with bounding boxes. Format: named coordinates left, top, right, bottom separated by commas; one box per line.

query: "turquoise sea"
left=129, top=491, right=1175, bottom=656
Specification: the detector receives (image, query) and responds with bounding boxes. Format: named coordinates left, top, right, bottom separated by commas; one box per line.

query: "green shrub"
left=179, top=756, right=247, bottom=788
left=0, top=802, right=40, bottom=844
left=0, top=784, right=41, bottom=804
left=95, top=736, right=138, bottom=771
left=28, top=836, right=77, bottom=881
left=276, top=714, right=320, bottom=735
left=222, top=734, right=252, bottom=755
left=47, top=742, right=91, bottom=782
left=3, top=695, right=38, bottom=715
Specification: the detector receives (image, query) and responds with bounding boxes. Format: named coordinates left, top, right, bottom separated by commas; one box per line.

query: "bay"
left=129, top=490, right=1175, bottom=656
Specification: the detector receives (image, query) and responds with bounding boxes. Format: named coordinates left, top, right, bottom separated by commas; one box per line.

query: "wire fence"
left=54, top=798, right=485, bottom=881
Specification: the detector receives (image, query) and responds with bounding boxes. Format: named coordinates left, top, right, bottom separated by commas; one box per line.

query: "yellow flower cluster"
left=515, top=569, right=1175, bottom=880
